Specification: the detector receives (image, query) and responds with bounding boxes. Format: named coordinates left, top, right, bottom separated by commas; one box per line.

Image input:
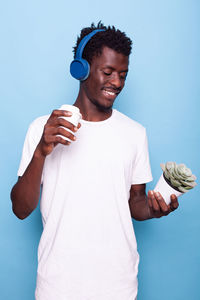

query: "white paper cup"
left=154, top=173, right=183, bottom=205
left=58, top=104, right=82, bottom=141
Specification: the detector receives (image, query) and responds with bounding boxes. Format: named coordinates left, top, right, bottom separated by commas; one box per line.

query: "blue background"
left=1, top=0, right=199, bottom=299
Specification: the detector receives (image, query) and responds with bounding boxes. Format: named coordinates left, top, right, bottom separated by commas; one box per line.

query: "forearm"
left=11, top=109, right=80, bottom=220
left=129, top=194, right=153, bottom=221
left=11, top=148, right=45, bottom=219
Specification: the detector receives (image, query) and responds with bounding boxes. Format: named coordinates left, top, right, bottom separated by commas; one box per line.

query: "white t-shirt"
left=18, top=109, right=152, bottom=300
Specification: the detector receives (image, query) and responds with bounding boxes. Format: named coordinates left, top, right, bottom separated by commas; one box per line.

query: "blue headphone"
left=70, top=29, right=105, bottom=81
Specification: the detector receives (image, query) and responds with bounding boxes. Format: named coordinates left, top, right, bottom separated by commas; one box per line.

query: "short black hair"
left=73, top=21, right=132, bottom=64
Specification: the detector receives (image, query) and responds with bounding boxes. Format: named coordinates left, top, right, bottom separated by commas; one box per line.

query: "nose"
left=110, top=72, right=121, bottom=89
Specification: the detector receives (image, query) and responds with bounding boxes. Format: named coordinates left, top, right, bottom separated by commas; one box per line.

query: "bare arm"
left=129, top=184, right=179, bottom=221
left=11, top=109, right=80, bottom=219
left=11, top=150, right=45, bottom=219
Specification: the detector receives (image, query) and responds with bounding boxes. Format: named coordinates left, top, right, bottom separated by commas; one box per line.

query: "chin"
left=91, top=98, right=114, bottom=112
left=97, top=102, right=113, bottom=112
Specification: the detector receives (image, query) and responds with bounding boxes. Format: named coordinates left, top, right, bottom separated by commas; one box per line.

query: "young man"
left=11, top=22, right=179, bottom=300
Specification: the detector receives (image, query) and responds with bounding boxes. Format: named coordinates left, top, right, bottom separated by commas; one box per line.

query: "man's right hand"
left=36, top=109, right=81, bottom=157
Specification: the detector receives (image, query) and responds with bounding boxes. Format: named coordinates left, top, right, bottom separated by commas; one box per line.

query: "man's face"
left=82, top=46, right=129, bottom=111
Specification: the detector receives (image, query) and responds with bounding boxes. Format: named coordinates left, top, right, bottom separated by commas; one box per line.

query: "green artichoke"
left=161, top=162, right=197, bottom=193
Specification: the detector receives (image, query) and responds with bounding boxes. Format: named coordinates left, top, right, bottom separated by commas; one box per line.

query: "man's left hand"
left=147, top=191, right=179, bottom=218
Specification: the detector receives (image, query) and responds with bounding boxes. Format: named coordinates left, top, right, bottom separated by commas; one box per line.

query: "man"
left=11, top=22, right=179, bottom=300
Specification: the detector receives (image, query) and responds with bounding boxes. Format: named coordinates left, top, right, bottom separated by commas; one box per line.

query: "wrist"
left=34, top=145, right=47, bottom=161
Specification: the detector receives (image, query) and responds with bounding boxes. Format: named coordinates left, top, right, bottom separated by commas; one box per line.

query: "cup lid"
left=59, top=104, right=80, bottom=115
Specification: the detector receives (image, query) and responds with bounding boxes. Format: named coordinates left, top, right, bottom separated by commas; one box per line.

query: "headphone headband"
left=75, top=29, right=105, bottom=59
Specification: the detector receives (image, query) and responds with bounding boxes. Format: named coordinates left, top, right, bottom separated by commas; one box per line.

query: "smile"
left=102, top=88, right=120, bottom=99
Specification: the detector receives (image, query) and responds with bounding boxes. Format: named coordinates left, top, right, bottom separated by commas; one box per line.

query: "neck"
left=73, top=88, right=112, bottom=122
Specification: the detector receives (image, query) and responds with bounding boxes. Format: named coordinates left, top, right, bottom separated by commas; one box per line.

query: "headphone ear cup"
left=70, top=58, right=90, bottom=81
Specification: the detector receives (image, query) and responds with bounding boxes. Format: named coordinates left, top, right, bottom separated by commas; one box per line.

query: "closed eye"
left=103, top=71, right=112, bottom=76
left=103, top=72, right=126, bottom=79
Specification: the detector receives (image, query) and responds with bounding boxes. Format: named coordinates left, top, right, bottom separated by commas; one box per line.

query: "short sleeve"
left=131, top=128, right=153, bottom=184
left=17, top=116, right=47, bottom=178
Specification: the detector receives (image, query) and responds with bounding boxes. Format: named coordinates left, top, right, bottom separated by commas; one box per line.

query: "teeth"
left=104, top=90, right=115, bottom=96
